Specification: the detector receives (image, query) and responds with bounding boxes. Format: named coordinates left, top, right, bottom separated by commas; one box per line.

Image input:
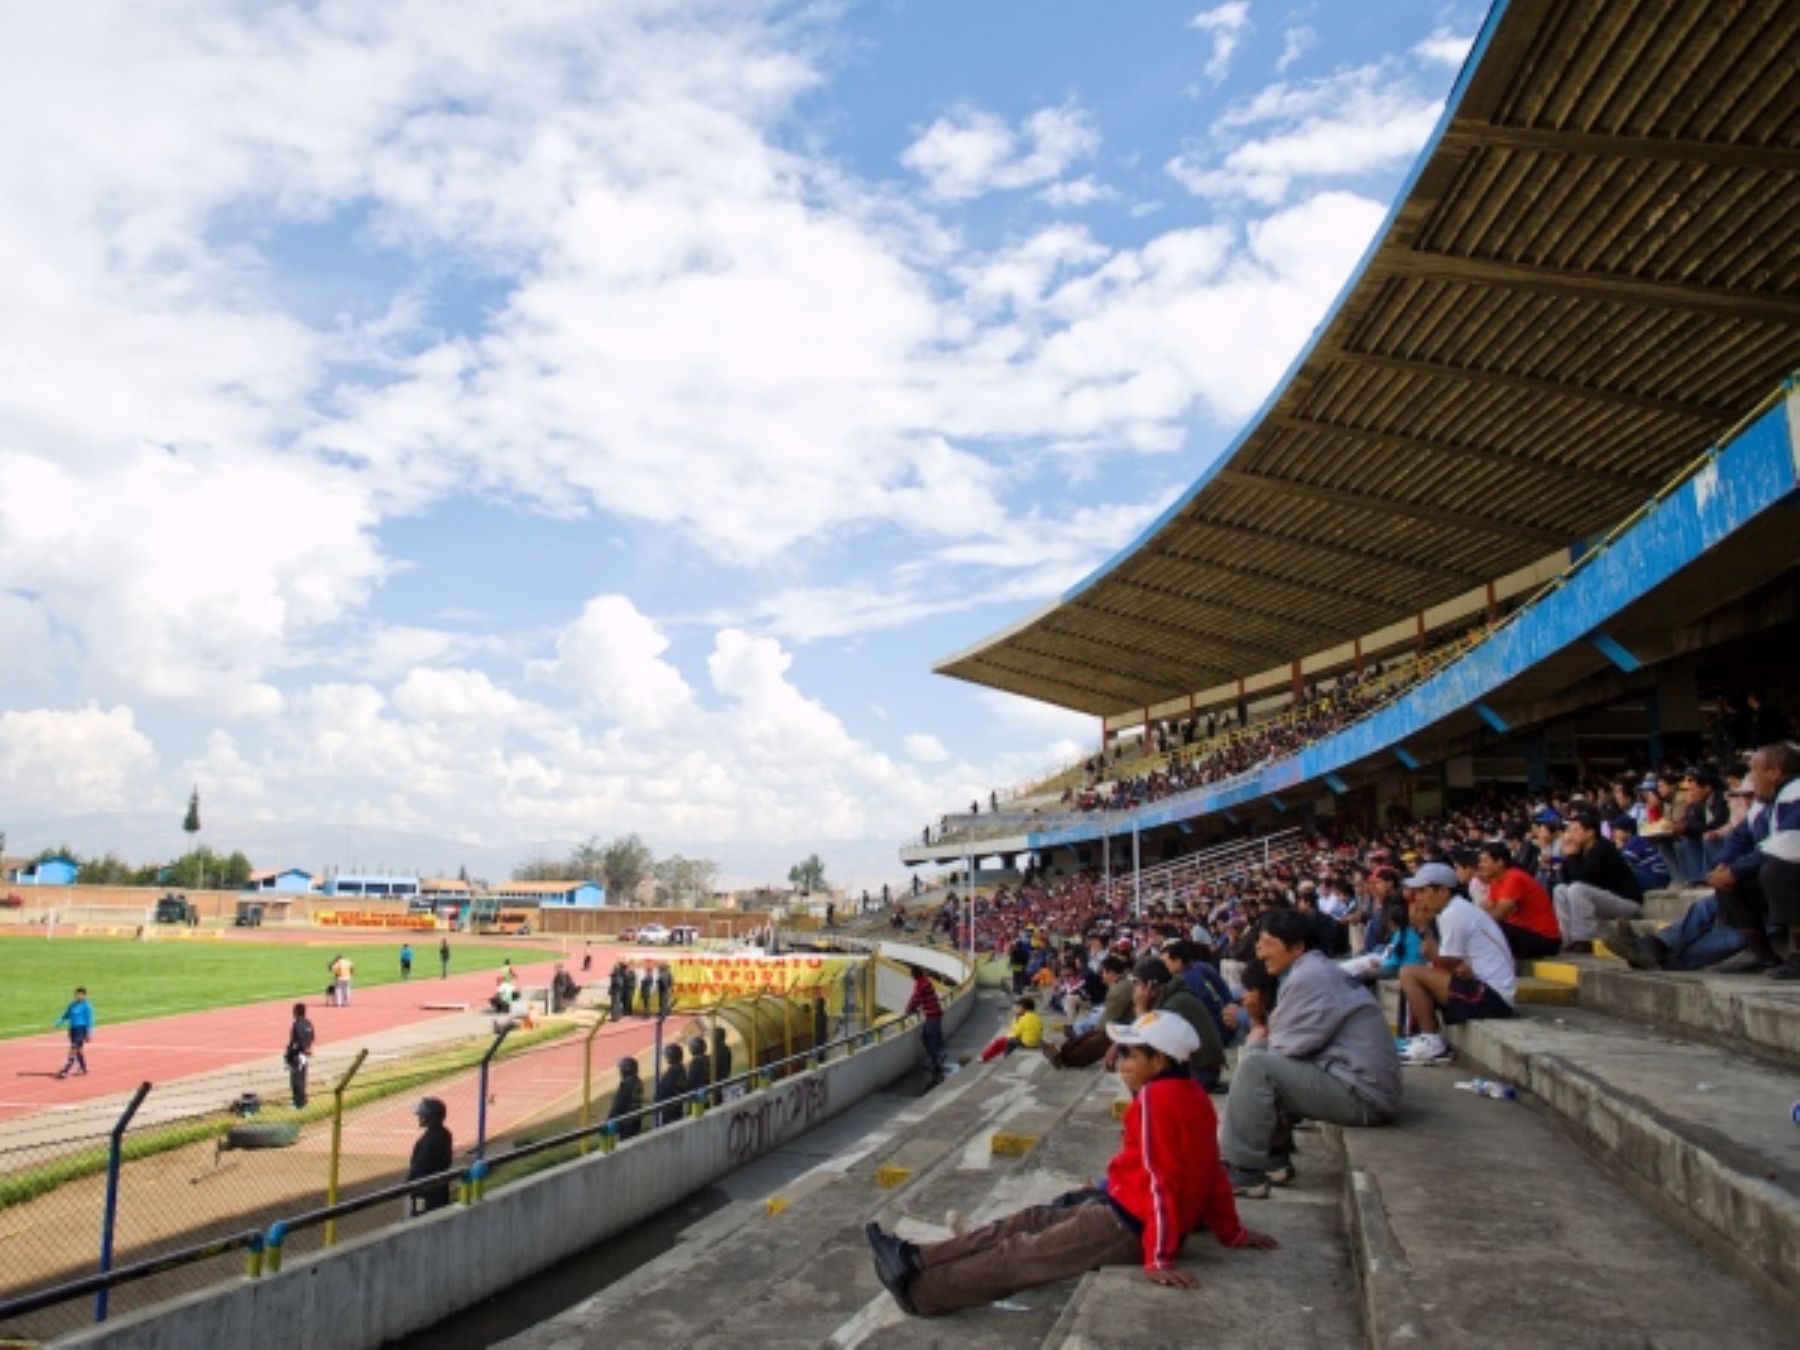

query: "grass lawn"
left=0, top=937, right=553, bottom=1040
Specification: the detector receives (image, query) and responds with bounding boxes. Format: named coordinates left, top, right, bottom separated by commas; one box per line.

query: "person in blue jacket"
left=55, top=986, right=95, bottom=1078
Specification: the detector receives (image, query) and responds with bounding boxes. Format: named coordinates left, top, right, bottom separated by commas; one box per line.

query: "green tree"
left=788, top=853, right=827, bottom=895
left=654, top=854, right=720, bottom=908
left=600, top=834, right=655, bottom=905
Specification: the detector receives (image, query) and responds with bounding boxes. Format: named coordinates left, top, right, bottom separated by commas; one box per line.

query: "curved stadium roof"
left=937, top=0, right=1800, bottom=717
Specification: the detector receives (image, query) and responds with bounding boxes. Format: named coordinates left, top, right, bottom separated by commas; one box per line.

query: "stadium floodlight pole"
left=96, top=1081, right=151, bottom=1324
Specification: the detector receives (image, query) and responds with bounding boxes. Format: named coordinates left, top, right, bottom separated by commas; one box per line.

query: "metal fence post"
left=579, top=1012, right=611, bottom=1156
left=475, top=1025, right=511, bottom=1162
left=323, top=1048, right=368, bottom=1248
left=96, top=1081, right=151, bottom=1323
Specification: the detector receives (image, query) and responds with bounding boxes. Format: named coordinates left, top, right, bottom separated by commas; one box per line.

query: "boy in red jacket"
left=866, top=1011, right=1278, bottom=1316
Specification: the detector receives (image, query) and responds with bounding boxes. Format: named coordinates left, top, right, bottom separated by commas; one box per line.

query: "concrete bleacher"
left=504, top=941, right=1795, bottom=1349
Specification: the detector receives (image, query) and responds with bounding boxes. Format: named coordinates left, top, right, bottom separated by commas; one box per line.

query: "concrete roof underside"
left=936, top=0, right=1800, bottom=718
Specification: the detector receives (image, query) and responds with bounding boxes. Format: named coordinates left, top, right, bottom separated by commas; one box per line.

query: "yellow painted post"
left=579, top=1011, right=611, bottom=1156
left=781, top=996, right=795, bottom=1074
left=324, top=1048, right=368, bottom=1247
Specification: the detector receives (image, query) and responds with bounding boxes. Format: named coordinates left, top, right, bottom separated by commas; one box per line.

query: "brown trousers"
left=908, top=1197, right=1142, bottom=1316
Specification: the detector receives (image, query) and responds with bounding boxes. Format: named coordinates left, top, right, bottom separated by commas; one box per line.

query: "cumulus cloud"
left=544, top=596, right=695, bottom=730
left=1166, top=62, right=1444, bottom=204
left=0, top=706, right=158, bottom=814
left=901, top=103, right=1099, bottom=201
left=1190, top=2, right=1252, bottom=82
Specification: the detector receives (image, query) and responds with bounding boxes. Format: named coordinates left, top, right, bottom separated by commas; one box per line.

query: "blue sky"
left=0, top=0, right=1485, bottom=886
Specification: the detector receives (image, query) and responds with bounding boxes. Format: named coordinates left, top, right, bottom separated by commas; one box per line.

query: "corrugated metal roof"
left=937, top=0, right=1800, bottom=716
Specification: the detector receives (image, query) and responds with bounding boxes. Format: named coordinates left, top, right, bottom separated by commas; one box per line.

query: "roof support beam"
left=1142, top=544, right=1415, bottom=620
left=1094, top=579, right=1351, bottom=648
left=1074, top=594, right=1296, bottom=664
left=960, top=658, right=1126, bottom=712
left=1169, top=518, right=1485, bottom=585
left=1212, top=468, right=1570, bottom=546
left=1441, top=121, right=1800, bottom=175
left=1329, top=349, right=1730, bottom=424
left=1013, top=633, right=1225, bottom=695
left=1268, top=412, right=1655, bottom=490
left=1379, top=250, right=1797, bottom=326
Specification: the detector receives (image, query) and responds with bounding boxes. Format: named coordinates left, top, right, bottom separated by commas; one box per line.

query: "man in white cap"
left=1396, top=861, right=1516, bottom=1067
left=864, top=1011, right=1276, bottom=1316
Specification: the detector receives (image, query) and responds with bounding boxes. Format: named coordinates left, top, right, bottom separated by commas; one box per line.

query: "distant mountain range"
left=1, top=811, right=920, bottom=893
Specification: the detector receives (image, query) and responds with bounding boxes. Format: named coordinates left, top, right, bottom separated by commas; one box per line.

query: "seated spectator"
left=1396, top=863, right=1517, bottom=1066
left=978, top=997, right=1044, bottom=1062
left=1551, top=809, right=1644, bottom=949
left=865, top=1012, right=1277, bottom=1316
left=1129, top=957, right=1226, bottom=1090
left=1604, top=891, right=1750, bottom=973
left=1044, top=954, right=1133, bottom=1068
left=606, top=1057, right=645, bottom=1140
left=1610, top=815, right=1672, bottom=892
left=1676, top=767, right=1730, bottom=883
left=1710, top=742, right=1800, bottom=979
left=1472, top=841, right=1561, bottom=959
left=1162, top=939, right=1241, bottom=1045
left=1220, top=909, right=1400, bottom=1197
left=1340, top=889, right=1426, bottom=984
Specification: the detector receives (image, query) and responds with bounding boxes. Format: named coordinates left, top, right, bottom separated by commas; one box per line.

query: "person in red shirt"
left=1474, top=841, right=1562, bottom=959
left=865, top=1012, right=1277, bottom=1316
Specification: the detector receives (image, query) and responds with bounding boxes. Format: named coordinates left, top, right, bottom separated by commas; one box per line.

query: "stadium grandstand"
left=903, top=0, right=1799, bottom=881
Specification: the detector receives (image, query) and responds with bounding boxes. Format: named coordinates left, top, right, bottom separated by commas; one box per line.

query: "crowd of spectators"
left=872, top=731, right=1800, bottom=1316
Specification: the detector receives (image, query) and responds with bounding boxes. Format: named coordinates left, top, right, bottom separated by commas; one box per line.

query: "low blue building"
left=11, top=856, right=78, bottom=886
left=323, top=872, right=420, bottom=899
left=492, top=880, right=606, bottom=908
left=244, top=868, right=319, bottom=894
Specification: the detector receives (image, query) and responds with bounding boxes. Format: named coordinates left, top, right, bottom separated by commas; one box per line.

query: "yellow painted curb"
left=874, top=1166, right=914, bottom=1188
left=1521, top=960, right=1581, bottom=987
left=765, top=1196, right=790, bottom=1216
left=991, top=1132, right=1038, bottom=1157
left=1111, top=1099, right=1130, bottom=1120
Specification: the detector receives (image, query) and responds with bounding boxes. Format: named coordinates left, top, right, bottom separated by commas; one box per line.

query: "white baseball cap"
left=1105, top=1011, right=1199, bottom=1061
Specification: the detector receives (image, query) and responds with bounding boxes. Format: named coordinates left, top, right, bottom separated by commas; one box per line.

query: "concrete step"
left=1571, top=962, right=1800, bottom=1069
left=1444, top=1006, right=1800, bottom=1303
left=501, top=1034, right=1113, bottom=1348
left=1641, top=888, right=1710, bottom=924
left=1333, top=1067, right=1794, bottom=1348
left=1047, top=1132, right=1361, bottom=1350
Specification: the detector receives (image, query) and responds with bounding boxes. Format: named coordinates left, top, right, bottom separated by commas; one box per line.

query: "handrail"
left=0, top=1230, right=264, bottom=1324
left=0, top=940, right=969, bottom=1326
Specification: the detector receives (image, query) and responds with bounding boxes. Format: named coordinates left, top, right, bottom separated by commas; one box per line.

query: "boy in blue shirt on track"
left=55, top=986, right=95, bottom=1078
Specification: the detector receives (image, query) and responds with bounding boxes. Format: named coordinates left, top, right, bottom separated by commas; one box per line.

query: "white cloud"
left=1038, top=175, right=1118, bottom=209
left=1190, top=2, right=1252, bottom=82
left=0, top=706, right=158, bottom=814
left=900, top=103, right=1100, bottom=201
left=904, top=733, right=949, bottom=763
left=1413, top=29, right=1474, bottom=69
left=1277, top=26, right=1316, bottom=73
left=544, top=596, right=695, bottom=730
left=1167, top=62, right=1444, bottom=204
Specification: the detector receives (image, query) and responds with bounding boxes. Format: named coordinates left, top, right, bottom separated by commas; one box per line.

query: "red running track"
left=0, top=949, right=649, bottom=1124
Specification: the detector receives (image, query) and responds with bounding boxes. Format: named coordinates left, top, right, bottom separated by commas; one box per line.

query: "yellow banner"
left=670, top=955, right=861, bottom=1013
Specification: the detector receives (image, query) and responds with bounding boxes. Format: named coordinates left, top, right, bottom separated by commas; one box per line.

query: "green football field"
left=0, top=936, right=553, bottom=1040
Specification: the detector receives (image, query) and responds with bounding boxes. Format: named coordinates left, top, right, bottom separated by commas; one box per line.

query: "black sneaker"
left=865, top=1222, right=921, bottom=1314
left=1768, top=955, right=1800, bottom=982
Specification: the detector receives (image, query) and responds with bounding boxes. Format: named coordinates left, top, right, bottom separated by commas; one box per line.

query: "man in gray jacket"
left=1220, top=908, right=1402, bottom=1197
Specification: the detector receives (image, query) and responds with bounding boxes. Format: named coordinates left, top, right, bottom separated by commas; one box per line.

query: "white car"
left=636, top=923, right=673, bottom=945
